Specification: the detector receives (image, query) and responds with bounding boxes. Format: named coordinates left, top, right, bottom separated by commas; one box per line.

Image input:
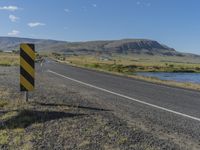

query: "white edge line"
left=47, top=69, right=200, bottom=122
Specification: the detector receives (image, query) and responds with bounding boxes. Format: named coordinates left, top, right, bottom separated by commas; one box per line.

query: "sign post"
left=20, top=43, right=35, bottom=102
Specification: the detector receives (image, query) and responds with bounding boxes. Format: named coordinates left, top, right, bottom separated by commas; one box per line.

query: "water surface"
left=137, top=72, right=200, bottom=84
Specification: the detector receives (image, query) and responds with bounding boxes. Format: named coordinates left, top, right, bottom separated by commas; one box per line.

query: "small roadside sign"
left=20, top=43, right=35, bottom=101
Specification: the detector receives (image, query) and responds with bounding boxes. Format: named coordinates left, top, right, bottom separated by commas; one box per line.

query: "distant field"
left=0, top=52, right=19, bottom=66
left=60, top=54, right=200, bottom=73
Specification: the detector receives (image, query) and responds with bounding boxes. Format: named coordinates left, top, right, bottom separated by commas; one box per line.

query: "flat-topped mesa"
left=0, top=37, right=198, bottom=57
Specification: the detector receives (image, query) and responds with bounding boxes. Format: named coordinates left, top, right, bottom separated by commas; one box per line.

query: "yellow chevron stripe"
left=20, top=57, right=34, bottom=78
left=20, top=75, right=34, bottom=91
left=21, top=44, right=35, bottom=60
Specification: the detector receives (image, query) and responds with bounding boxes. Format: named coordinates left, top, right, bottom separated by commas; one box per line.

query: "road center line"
left=48, top=69, right=200, bottom=122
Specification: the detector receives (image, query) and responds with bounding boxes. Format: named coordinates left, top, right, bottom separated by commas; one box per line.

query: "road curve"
left=42, top=59, right=200, bottom=147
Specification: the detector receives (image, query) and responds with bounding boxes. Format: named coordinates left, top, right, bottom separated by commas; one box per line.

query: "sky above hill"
left=0, top=0, right=200, bottom=54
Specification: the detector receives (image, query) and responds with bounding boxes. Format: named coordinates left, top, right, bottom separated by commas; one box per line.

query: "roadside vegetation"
left=61, top=54, right=200, bottom=73
left=51, top=53, right=200, bottom=91
left=0, top=51, right=44, bottom=66
left=0, top=52, right=19, bottom=66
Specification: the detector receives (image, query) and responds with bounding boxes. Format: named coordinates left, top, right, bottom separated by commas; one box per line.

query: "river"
left=137, top=72, right=200, bottom=84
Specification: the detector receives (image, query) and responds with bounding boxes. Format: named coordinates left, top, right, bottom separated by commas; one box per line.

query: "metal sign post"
left=20, top=43, right=35, bottom=102
left=25, top=91, right=28, bottom=102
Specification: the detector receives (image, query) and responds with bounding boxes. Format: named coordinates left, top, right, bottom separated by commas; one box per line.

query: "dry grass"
left=0, top=53, right=19, bottom=66
left=64, top=55, right=200, bottom=72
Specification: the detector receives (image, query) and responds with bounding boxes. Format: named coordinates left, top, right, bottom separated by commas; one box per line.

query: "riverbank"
left=59, top=55, right=200, bottom=73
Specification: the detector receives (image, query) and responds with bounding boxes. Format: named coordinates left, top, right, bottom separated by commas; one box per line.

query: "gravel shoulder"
left=0, top=66, right=197, bottom=149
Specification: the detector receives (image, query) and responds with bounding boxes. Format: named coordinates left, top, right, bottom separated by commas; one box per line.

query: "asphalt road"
left=41, top=59, right=200, bottom=148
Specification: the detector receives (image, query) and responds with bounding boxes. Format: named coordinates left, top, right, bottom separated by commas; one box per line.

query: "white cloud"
left=28, top=22, right=46, bottom=27
left=7, top=30, right=20, bottom=36
left=136, top=1, right=151, bottom=7
left=64, top=8, right=70, bottom=13
left=136, top=1, right=141, bottom=5
left=0, top=5, right=19, bottom=11
left=64, top=26, right=69, bottom=30
left=92, top=4, right=97, bottom=8
left=9, top=15, right=19, bottom=22
left=146, top=3, right=151, bottom=7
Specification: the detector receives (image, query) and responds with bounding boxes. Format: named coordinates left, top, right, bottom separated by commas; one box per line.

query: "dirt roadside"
left=0, top=66, right=187, bottom=149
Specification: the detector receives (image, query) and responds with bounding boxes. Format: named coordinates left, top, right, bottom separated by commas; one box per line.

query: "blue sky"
left=0, top=0, right=200, bottom=54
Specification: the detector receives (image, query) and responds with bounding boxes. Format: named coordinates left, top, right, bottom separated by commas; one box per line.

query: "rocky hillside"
left=0, top=36, right=197, bottom=57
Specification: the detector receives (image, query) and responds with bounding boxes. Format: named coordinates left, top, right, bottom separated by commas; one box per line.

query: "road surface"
left=41, top=59, right=200, bottom=148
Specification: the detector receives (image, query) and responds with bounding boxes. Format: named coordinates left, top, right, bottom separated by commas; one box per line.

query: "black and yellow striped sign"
left=20, top=43, right=35, bottom=91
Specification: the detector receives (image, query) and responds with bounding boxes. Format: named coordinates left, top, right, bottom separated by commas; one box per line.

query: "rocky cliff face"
left=103, top=39, right=175, bottom=54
